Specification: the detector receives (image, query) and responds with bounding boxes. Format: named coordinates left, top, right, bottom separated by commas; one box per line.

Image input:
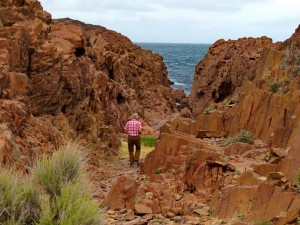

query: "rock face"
left=139, top=115, right=300, bottom=223
left=188, top=36, right=275, bottom=115
left=138, top=25, right=300, bottom=224
left=188, top=31, right=300, bottom=148
left=0, top=0, right=177, bottom=169
left=187, top=26, right=300, bottom=179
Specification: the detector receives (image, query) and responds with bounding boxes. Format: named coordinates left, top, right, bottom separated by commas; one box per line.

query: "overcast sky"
left=39, top=0, right=300, bottom=44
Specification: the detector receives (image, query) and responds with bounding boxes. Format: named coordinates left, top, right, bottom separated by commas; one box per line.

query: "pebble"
left=143, top=213, right=153, bottom=220
left=107, top=210, right=116, bottom=215
left=166, top=212, right=175, bottom=218
left=125, top=211, right=135, bottom=221
left=145, top=191, right=154, bottom=200
left=119, top=208, right=127, bottom=214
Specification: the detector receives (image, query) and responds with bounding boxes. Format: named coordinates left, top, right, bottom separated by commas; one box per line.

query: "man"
left=124, top=113, right=142, bottom=167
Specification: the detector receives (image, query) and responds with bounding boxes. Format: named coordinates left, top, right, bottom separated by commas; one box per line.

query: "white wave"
left=173, top=82, right=186, bottom=86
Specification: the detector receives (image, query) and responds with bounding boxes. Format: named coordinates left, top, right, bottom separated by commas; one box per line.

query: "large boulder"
left=103, top=176, right=139, bottom=210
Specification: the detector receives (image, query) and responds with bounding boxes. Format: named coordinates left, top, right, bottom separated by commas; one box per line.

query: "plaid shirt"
left=124, top=119, right=142, bottom=136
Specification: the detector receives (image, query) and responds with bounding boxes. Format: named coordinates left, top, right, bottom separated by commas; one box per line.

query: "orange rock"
left=236, top=171, right=262, bottom=186
left=9, top=72, right=28, bottom=95
left=254, top=163, right=278, bottom=176
left=103, top=177, right=139, bottom=210
left=134, top=200, right=153, bottom=214
left=224, top=142, right=253, bottom=156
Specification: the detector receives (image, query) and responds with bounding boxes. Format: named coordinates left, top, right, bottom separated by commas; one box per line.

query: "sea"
left=136, top=43, right=211, bottom=96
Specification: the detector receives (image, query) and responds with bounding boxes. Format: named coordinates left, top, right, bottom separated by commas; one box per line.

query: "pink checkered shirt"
left=124, top=119, right=142, bottom=136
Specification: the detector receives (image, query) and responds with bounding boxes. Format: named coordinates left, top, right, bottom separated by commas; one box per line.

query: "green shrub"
left=0, top=142, right=101, bottom=225
left=268, top=77, right=289, bottom=94
left=0, top=170, right=40, bottom=225
left=0, top=171, right=16, bottom=223
left=15, top=179, right=41, bottom=224
left=153, top=168, right=162, bottom=174
left=141, top=136, right=156, bottom=147
left=56, top=181, right=101, bottom=225
left=203, top=104, right=216, bottom=114
left=268, top=82, right=280, bottom=93
left=208, top=208, right=214, bottom=216
left=35, top=143, right=83, bottom=196
left=224, top=130, right=254, bottom=145
left=39, top=181, right=101, bottom=225
left=35, top=142, right=102, bottom=225
left=235, top=170, right=241, bottom=176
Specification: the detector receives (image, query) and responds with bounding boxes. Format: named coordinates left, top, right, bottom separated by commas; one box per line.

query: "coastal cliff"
left=137, top=25, right=300, bottom=223
left=2, top=0, right=300, bottom=224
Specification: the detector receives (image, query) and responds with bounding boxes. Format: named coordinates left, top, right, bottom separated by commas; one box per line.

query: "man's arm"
left=138, top=122, right=142, bottom=134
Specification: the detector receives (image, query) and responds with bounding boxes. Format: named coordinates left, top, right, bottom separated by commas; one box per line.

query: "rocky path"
left=90, top=138, right=226, bottom=225
left=97, top=160, right=217, bottom=225
left=89, top=134, right=281, bottom=225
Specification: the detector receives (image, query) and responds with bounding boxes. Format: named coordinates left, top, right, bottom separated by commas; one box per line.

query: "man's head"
left=131, top=113, right=139, bottom=119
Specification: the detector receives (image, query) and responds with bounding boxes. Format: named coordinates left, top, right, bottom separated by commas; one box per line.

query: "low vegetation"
left=0, top=170, right=40, bottom=225
left=256, top=221, right=270, bottom=225
left=0, top=142, right=102, bottom=225
left=153, top=168, right=162, bottom=174
left=223, top=130, right=254, bottom=146
left=141, top=136, right=156, bottom=147
left=268, top=77, right=289, bottom=94
left=203, top=104, right=216, bottom=114
left=119, top=136, right=157, bottom=159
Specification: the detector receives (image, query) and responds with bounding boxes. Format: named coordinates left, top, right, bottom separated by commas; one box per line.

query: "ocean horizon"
left=135, top=42, right=210, bottom=95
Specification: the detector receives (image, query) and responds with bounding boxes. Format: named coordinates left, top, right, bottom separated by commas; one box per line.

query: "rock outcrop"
left=0, top=0, right=177, bottom=169
left=188, top=27, right=300, bottom=149
left=127, top=26, right=300, bottom=223
left=186, top=26, right=300, bottom=180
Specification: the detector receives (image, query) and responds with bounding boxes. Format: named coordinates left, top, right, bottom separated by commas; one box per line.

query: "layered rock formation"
left=188, top=28, right=300, bottom=148
left=0, top=0, right=177, bottom=170
left=187, top=26, right=300, bottom=179
left=118, top=26, right=300, bottom=223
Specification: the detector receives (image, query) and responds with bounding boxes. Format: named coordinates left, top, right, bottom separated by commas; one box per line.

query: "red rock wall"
left=188, top=26, right=300, bottom=149
left=215, top=182, right=300, bottom=223
left=0, top=0, right=177, bottom=169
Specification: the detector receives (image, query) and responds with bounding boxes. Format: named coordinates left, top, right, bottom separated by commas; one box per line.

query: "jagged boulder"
left=103, top=176, right=139, bottom=210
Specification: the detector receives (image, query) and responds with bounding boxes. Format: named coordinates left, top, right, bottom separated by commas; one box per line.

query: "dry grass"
left=118, top=140, right=155, bottom=159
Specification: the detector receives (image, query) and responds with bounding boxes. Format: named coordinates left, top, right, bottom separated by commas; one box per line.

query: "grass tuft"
left=0, top=169, right=41, bottom=225
left=55, top=181, right=101, bottom=225
left=224, top=130, right=254, bottom=146
left=0, top=141, right=101, bottom=224
left=118, top=136, right=156, bottom=160
left=35, top=143, right=83, bottom=196
left=35, top=141, right=101, bottom=225
left=203, top=104, right=216, bottom=114
left=141, top=136, right=156, bottom=147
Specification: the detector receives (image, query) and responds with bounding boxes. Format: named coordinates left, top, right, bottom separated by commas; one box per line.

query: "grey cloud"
left=41, top=0, right=157, bottom=13
left=41, top=0, right=273, bottom=14
left=39, top=0, right=300, bottom=44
